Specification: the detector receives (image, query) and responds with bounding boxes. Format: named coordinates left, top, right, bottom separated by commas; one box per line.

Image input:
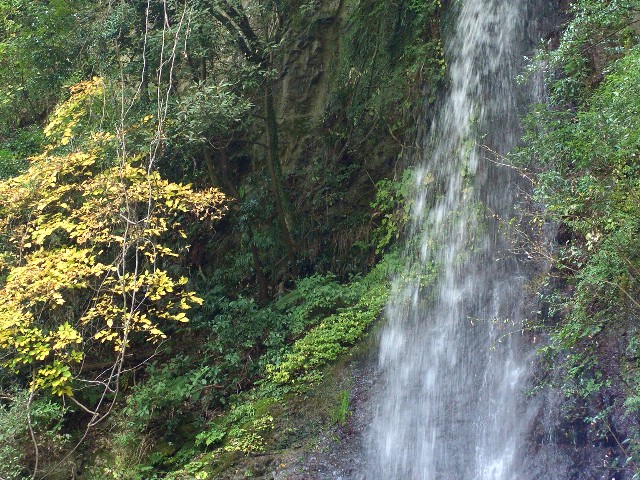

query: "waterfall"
left=365, top=0, right=546, bottom=478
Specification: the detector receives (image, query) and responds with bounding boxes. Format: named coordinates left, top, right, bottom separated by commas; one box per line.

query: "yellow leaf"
left=52, top=293, right=65, bottom=305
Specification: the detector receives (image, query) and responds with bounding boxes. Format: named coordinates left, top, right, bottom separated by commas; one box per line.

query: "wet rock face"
left=213, top=348, right=377, bottom=480
left=273, top=357, right=376, bottom=480
left=218, top=0, right=636, bottom=477
left=523, top=290, right=639, bottom=479
left=559, top=329, right=639, bottom=480
left=273, top=0, right=343, bottom=171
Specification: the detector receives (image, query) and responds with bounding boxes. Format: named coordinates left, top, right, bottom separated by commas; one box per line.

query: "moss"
left=326, top=0, right=444, bottom=145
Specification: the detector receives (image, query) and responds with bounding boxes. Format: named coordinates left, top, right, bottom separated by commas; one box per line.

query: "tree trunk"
left=203, top=146, right=269, bottom=302
left=211, top=0, right=298, bottom=277
left=138, top=8, right=151, bottom=106
left=202, top=145, right=221, bottom=186
left=264, top=82, right=298, bottom=277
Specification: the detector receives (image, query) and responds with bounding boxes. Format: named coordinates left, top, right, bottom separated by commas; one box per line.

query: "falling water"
left=366, top=0, right=546, bottom=478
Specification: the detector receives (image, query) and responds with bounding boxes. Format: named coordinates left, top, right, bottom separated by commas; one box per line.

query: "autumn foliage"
left=0, top=78, right=226, bottom=397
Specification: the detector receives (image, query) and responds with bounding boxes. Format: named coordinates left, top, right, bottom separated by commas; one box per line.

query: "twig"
left=26, top=388, right=39, bottom=480
left=605, top=419, right=638, bottom=473
left=65, top=395, right=98, bottom=416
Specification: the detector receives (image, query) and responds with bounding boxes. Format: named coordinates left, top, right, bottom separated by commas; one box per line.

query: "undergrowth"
left=517, top=0, right=640, bottom=474
left=80, top=248, right=404, bottom=479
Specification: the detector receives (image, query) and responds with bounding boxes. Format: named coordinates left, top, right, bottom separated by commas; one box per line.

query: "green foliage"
left=161, top=250, right=406, bottom=478
left=182, top=269, right=386, bottom=408
left=0, top=0, right=443, bottom=476
left=0, top=126, right=43, bottom=179
left=121, top=360, right=211, bottom=431
left=370, top=168, right=415, bottom=255
left=187, top=289, right=286, bottom=397
left=0, top=0, right=88, bottom=133
left=170, top=81, right=253, bottom=147
left=195, top=400, right=273, bottom=453
left=530, top=0, right=640, bottom=104
left=266, top=252, right=402, bottom=385
left=273, top=273, right=358, bottom=336
left=84, top=356, right=229, bottom=480
left=328, top=0, right=444, bottom=141
left=0, top=148, right=27, bottom=180
left=186, top=267, right=395, bottom=403
left=519, top=0, right=640, bottom=470
left=331, top=389, right=350, bottom=426
left=0, top=391, right=69, bottom=480
left=524, top=44, right=640, bottom=348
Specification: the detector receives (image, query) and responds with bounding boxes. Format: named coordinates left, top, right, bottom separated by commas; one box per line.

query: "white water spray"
left=366, top=1, right=542, bottom=478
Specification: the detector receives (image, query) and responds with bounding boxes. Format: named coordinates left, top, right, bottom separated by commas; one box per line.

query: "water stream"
left=365, top=0, right=547, bottom=478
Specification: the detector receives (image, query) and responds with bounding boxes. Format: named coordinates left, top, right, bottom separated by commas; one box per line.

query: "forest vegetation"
left=0, top=0, right=442, bottom=478
left=1, top=0, right=640, bottom=478
left=515, top=0, right=640, bottom=475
